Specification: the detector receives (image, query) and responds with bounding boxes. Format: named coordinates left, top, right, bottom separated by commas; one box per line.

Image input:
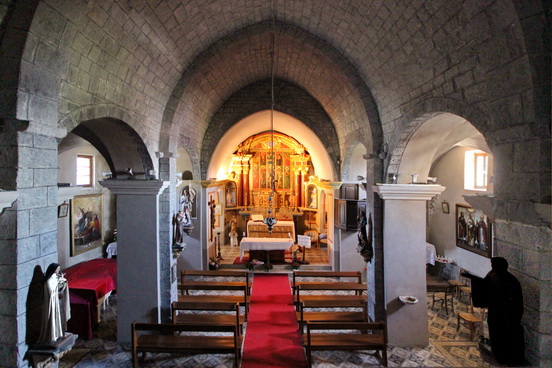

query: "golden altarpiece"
left=209, top=132, right=331, bottom=248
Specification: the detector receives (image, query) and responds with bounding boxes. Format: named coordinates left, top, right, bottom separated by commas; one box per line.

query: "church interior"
left=0, top=1, right=550, bottom=367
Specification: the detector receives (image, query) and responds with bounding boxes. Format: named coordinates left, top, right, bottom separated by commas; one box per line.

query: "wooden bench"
left=177, top=282, right=250, bottom=319
left=172, top=301, right=245, bottom=336
left=295, top=282, right=367, bottom=310
left=303, top=321, right=388, bottom=367
left=298, top=299, right=368, bottom=334
left=131, top=322, right=242, bottom=368
left=292, top=271, right=362, bottom=294
left=180, top=270, right=251, bottom=294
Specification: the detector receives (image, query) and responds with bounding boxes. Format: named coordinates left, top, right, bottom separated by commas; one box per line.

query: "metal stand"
left=299, top=246, right=310, bottom=264
left=217, top=232, right=223, bottom=260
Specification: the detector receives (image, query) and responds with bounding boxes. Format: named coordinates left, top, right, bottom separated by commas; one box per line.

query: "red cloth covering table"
left=66, top=292, right=94, bottom=340
left=64, top=258, right=117, bottom=339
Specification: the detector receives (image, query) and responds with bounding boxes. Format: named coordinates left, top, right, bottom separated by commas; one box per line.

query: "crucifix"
left=208, top=196, right=216, bottom=241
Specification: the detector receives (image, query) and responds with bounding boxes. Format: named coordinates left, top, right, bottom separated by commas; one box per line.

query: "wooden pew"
left=177, top=281, right=250, bottom=319
left=180, top=270, right=251, bottom=294
left=131, top=322, right=242, bottom=368
left=303, top=321, right=388, bottom=367
left=172, top=301, right=245, bottom=335
left=292, top=271, right=362, bottom=294
left=297, top=299, right=368, bottom=334
left=295, top=282, right=367, bottom=310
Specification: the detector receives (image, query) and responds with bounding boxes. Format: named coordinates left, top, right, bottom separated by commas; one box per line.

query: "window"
left=464, top=150, right=488, bottom=191
left=76, top=155, right=94, bottom=187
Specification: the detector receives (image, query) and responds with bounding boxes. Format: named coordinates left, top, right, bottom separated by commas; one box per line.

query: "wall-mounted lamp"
left=101, top=171, right=113, bottom=179
left=356, top=175, right=367, bottom=190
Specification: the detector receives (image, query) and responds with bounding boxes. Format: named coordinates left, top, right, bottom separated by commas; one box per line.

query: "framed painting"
left=58, top=202, right=69, bottom=218
left=71, top=194, right=103, bottom=256
left=455, top=204, right=492, bottom=258
left=442, top=201, right=450, bottom=214
left=225, top=181, right=237, bottom=208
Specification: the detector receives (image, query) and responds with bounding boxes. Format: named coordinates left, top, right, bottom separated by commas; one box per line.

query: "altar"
left=240, top=237, right=294, bottom=258
left=247, top=220, right=295, bottom=239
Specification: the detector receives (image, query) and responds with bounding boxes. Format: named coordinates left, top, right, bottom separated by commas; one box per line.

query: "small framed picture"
left=58, top=202, right=69, bottom=218
left=441, top=201, right=450, bottom=214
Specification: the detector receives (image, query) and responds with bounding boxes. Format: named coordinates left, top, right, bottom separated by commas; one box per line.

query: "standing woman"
left=37, top=263, right=71, bottom=344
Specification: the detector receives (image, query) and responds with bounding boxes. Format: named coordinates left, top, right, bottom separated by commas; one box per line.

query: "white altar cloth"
left=240, top=237, right=294, bottom=258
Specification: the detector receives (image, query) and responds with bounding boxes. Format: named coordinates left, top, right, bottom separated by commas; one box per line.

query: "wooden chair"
left=304, top=230, right=319, bottom=248
left=431, top=285, right=455, bottom=315
left=458, top=268, right=472, bottom=303
left=457, top=306, right=485, bottom=341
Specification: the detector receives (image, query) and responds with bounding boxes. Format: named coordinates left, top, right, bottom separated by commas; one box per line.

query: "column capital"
left=200, top=180, right=212, bottom=188
left=0, top=191, right=18, bottom=211
left=373, top=184, right=445, bottom=200
left=99, top=179, right=169, bottom=195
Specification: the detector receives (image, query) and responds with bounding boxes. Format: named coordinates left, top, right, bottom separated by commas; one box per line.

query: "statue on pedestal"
left=229, top=215, right=238, bottom=247
left=37, top=263, right=71, bottom=345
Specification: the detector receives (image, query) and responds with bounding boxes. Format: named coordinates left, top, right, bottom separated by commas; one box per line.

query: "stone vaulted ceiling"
left=7, top=0, right=542, bottom=179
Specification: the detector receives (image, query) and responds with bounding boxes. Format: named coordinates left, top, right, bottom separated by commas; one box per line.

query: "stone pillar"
left=157, top=156, right=177, bottom=322
left=99, top=180, right=169, bottom=344
left=374, top=184, right=445, bottom=346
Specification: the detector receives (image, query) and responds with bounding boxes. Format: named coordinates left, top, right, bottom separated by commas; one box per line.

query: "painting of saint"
left=456, top=204, right=492, bottom=257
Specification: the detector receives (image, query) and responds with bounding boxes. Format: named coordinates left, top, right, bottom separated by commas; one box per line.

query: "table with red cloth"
left=64, top=258, right=117, bottom=339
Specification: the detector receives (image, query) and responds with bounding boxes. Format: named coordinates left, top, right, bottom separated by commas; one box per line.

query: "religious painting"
left=71, top=194, right=103, bottom=256
left=456, top=204, right=492, bottom=258
left=58, top=202, right=69, bottom=218
left=225, top=181, right=237, bottom=208
left=442, top=201, right=450, bottom=214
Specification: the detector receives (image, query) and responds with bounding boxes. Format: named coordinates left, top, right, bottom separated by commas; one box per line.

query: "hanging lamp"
left=263, top=0, right=277, bottom=233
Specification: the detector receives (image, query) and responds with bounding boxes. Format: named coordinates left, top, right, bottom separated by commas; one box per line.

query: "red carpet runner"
left=241, top=273, right=307, bottom=368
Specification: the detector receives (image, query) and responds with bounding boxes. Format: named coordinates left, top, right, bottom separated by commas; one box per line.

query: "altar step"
left=220, top=263, right=332, bottom=272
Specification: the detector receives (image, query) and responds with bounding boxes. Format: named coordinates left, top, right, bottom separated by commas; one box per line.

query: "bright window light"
left=76, top=155, right=94, bottom=187
left=464, top=150, right=488, bottom=191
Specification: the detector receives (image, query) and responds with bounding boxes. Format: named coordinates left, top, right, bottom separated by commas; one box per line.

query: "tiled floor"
left=59, top=275, right=500, bottom=367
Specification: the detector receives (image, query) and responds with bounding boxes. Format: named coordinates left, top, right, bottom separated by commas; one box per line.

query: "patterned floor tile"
left=59, top=276, right=501, bottom=367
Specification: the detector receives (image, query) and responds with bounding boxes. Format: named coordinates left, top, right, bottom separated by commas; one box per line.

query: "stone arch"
left=386, top=98, right=490, bottom=181
left=0, top=0, right=40, bottom=121
left=60, top=119, right=154, bottom=178
left=341, top=140, right=367, bottom=183
left=177, top=139, right=202, bottom=181
left=200, top=78, right=339, bottom=179
left=395, top=112, right=490, bottom=184
left=58, top=104, right=155, bottom=176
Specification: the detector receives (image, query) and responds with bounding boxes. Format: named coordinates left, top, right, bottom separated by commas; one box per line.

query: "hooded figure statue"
left=484, top=257, right=525, bottom=366
left=37, top=263, right=71, bottom=344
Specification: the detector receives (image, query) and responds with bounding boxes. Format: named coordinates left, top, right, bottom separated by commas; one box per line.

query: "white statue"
left=229, top=215, right=238, bottom=247
left=37, top=263, right=71, bottom=344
